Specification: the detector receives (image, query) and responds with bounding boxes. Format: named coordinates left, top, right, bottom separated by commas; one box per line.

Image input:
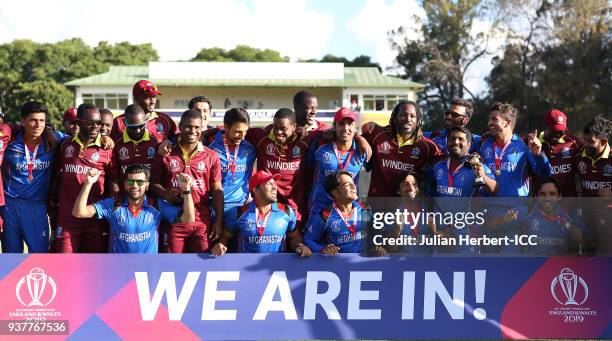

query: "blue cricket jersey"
left=478, top=134, right=550, bottom=200
left=208, top=130, right=256, bottom=209
left=2, top=132, right=55, bottom=202
left=93, top=196, right=180, bottom=254
left=226, top=202, right=297, bottom=253
left=304, top=200, right=368, bottom=253
left=431, top=129, right=481, bottom=154
left=520, top=205, right=580, bottom=256
left=307, top=140, right=366, bottom=213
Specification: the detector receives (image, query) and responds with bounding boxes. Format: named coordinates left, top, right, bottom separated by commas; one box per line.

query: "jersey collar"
left=178, top=141, right=205, bottom=162
left=72, top=134, right=102, bottom=149
left=122, top=128, right=151, bottom=144
left=268, top=129, right=297, bottom=145
left=396, top=134, right=415, bottom=147
left=580, top=143, right=610, bottom=164
left=146, top=112, right=159, bottom=121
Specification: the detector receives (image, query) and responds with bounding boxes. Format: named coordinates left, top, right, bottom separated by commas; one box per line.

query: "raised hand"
left=177, top=173, right=193, bottom=192
left=526, top=129, right=542, bottom=155
left=85, top=168, right=100, bottom=185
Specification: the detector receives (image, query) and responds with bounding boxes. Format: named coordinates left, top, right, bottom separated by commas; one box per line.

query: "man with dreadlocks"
left=361, top=101, right=443, bottom=197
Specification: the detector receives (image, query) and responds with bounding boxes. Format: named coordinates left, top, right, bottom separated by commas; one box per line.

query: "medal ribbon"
left=446, top=158, right=466, bottom=188
left=493, top=140, right=512, bottom=173
left=24, top=143, right=40, bottom=182
left=255, top=206, right=272, bottom=236
left=223, top=135, right=240, bottom=180
left=333, top=143, right=354, bottom=171
left=333, top=203, right=358, bottom=235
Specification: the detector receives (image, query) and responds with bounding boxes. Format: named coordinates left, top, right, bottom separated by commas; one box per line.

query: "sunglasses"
left=126, top=123, right=146, bottom=130
left=444, top=110, right=467, bottom=119
left=78, top=118, right=102, bottom=126
left=126, top=179, right=147, bottom=186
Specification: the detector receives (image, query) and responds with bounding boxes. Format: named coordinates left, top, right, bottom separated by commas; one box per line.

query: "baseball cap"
left=544, top=109, right=567, bottom=132
left=62, top=107, right=77, bottom=122
left=249, top=171, right=281, bottom=193
left=334, top=107, right=356, bottom=123
left=133, top=80, right=163, bottom=99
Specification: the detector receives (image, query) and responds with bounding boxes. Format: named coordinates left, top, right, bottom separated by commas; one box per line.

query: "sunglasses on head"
left=444, top=110, right=466, bottom=119
left=126, top=179, right=147, bottom=186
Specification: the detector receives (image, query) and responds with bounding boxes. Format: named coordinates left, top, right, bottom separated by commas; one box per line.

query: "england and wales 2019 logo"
left=9, top=268, right=62, bottom=320
left=548, top=267, right=597, bottom=323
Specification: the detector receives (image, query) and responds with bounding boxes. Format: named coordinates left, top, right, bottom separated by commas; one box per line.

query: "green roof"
left=65, top=65, right=424, bottom=89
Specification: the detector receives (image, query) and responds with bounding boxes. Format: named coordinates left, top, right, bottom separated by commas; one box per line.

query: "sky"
left=0, top=0, right=500, bottom=95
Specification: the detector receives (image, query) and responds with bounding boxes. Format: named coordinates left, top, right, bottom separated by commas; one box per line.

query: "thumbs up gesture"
left=526, top=129, right=542, bottom=156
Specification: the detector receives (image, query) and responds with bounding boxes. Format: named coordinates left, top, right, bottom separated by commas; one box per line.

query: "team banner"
left=0, top=255, right=609, bottom=339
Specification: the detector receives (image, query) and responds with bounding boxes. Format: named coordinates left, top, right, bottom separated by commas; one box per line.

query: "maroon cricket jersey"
left=111, top=111, right=177, bottom=142
left=540, top=133, right=582, bottom=197
left=363, top=125, right=442, bottom=197
left=575, top=145, right=612, bottom=197
left=110, top=130, right=160, bottom=186
left=256, top=131, right=310, bottom=221
left=151, top=142, right=222, bottom=225
left=56, top=135, right=113, bottom=228
left=0, top=124, right=12, bottom=206
left=303, top=120, right=331, bottom=145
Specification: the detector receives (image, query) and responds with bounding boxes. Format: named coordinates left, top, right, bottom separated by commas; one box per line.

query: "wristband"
left=182, top=190, right=191, bottom=195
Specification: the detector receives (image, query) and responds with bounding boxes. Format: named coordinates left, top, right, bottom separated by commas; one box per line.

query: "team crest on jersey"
left=323, top=153, right=331, bottom=162
left=117, top=215, right=126, bottom=228
left=577, top=161, right=587, bottom=175
left=379, top=141, right=392, bottom=154
left=266, top=144, right=276, bottom=156
left=119, top=147, right=129, bottom=160
left=156, top=123, right=164, bottom=132
left=459, top=173, right=466, bottom=183
left=531, top=219, right=540, bottom=231
left=91, top=152, right=100, bottom=162
left=509, top=147, right=519, bottom=157
left=144, top=212, right=153, bottom=225
left=411, top=147, right=420, bottom=157
left=292, top=146, right=301, bottom=156
left=604, top=164, right=612, bottom=175
left=147, top=146, right=156, bottom=158
left=561, top=147, right=571, bottom=158
left=65, top=145, right=75, bottom=158
left=169, top=159, right=182, bottom=172
left=246, top=218, right=256, bottom=232
left=436, top=168, right=444, bottom=179
left=197, top=161, right=206, bottom=171
left=484, top=147, right=493, bottom=158
left=330, top=220, right=341, bottom=232
left=0, top=141, right=3, bottom=150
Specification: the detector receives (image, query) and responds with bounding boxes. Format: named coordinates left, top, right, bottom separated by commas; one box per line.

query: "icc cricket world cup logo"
left=550, top=268, right=588, bottom=306
left=15, top=268, right=57, bottom=307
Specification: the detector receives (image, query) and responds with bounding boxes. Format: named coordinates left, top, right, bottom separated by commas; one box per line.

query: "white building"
left=66, top=62, right=424, bottom=125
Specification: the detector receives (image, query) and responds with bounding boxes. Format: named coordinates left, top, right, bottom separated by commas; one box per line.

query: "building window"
left=175, top=99, right=189, bottom=108
left=363, top=94, right=409, bottom=111
left=82, top=93, right=128, bottom=110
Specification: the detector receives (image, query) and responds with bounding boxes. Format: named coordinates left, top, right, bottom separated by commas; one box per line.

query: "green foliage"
left=5, top=80, right=73, bottom=126
left=94, top=41, right=159, bottom=66
left=391, top=0, right=494, bottom=127
left=191, top=45, right=289, bottom=62
left=487, top=0, right=611, bottom=133
left=0, top=39, right=159, bottom=125
left=317, top=54, right=382, bottom=72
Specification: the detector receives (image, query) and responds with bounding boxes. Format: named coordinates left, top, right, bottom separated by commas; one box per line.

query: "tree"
left=5, top=80, right=73, bottom=126
left=488, top=0, right=611, bottom=132
left=316, top=54, right=382, bottom=72
left=390, top=0, right=501, bottom=127
left=191, top=45, right=289, bottom=62
left=93, top=41, right=159, bottom=66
